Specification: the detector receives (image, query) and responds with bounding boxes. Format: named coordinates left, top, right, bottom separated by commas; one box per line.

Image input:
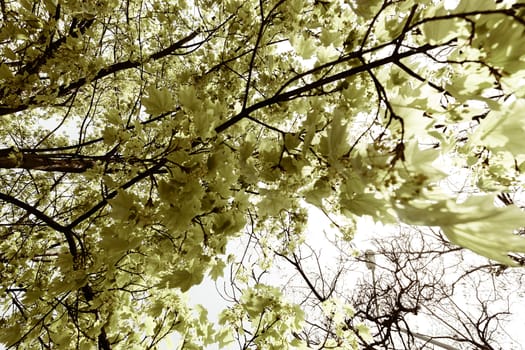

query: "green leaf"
left=304, top=177, right=331, bottom=207
left=395, top=194, right=525, bottom=265
left=0, top=323, right=22, bottom=346
left=291, top=34, right=316, bottom=59
left=209, top=258, right=226, bottom=281
left=158, top=269, right=203, bottom=292
left=422, top=18, right=466, bottom=44
left=142, top=86, right=175, bottom=116
left=355, top=324, right=372, bottom=342
left=108, top=189, right=139, bottom=221
left=0, top=63, right=13, bottom=80
left=352, top=0, right=381, bottom=18
left=319, top=108, right=349, bottom=162
left=215, top=328, right=234, bottom=348
left=178, top=85, right=201, bottom=112
left=469, top=99, right=525, bottom=157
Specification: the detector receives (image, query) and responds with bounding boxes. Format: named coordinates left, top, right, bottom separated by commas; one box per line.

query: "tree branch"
left=0, top=31, right=199, bottom=117
left=214, top=43, right=437, bottom=133
left=67, top=158, right=167, bottom=229
left=0, top=192, right=78, bottom=256
left=0, top=149, right=96, bottom=172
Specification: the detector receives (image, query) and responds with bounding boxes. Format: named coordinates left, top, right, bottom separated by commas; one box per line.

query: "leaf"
left=469, top=99, right=525, bottom=157
left=0, top=323, right=22, bottom=346
left=43, top=0, right=58, bottom=13
left=178, top=85, right=200, bottom=112
left=193, top=108, right=213, bottom=138
left=0, top=63, right=13, bottom=80
left=209, top=258, right=226, bottom=281
left=100, top=227, right=133, bottom=254
left=395, top=194, right=525, bottom=265
left=193, top=304, right=209, bottom=325
left=291, top=34, right=316, bottom=59
left=142, top=86, right=175, bottom=116
left=142, top=316, right=156, bottom=336
left=422, top=18, right=465, bottom=44
left=319, top=108, right=349, bottom=162
left=108, top=190, right=138, bottom=221
left=159, top=269, right=203, bottom=292
left=284, top=133, right=301, bottom=151
left=454, top=0, right=497, bottom=12
left=351, top=0, right=381, bottom=18
left=443, top=224, right=525, bottom=266
left=304, top=177, right=331, bottom=207
left=291, top=304, right=305, bottom=330
left=22, top=289, right=42, bottom=304
left=355, top=324, right=372, bottom=342
left=320, top=29, right=338, bottom=47
left=402, top=142, right=447, bottom=181
left=340, top=192, right=394, bottom=221
left=215, top=328, right=234, bottom=348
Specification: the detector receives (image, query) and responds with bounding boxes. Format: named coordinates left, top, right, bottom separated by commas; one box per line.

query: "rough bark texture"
left=0, top=148, right=95, bottom=172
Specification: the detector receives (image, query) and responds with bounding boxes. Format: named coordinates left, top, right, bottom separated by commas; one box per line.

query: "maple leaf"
left=142, top=86, right=176, bottom=116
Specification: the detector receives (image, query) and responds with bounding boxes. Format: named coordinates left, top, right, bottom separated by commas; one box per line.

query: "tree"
left=223, top=211, right=525, bottom=350
left=347, top=227, right=522, bottom=349
left=1, top=0, right=525, bottom=348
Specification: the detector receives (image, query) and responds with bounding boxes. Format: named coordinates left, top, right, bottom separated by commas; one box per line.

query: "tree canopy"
left=1, top=0, right=525, bottom=348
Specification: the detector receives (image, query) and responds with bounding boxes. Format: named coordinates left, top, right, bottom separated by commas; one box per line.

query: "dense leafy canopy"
left=1, top=0, right=525, bottom=348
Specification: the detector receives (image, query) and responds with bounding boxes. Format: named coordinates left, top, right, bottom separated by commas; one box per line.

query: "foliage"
left=1, top=0, right=525, bottom=348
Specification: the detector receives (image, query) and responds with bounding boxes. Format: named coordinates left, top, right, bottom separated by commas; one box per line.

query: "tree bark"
left=0, top=148, right=95, bottom=172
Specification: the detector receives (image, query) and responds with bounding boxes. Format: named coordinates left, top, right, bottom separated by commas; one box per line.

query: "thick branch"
left=58, top=31, right=199, bottom=97
left=17, top=18, right=95, bottom=77
left=214, top=43, right=436, bottom=133
left=0, top=192, right=78, bottom=256
left=0, top=149, right=95, bottom=172
left=0, top=149, right=168, bottom=173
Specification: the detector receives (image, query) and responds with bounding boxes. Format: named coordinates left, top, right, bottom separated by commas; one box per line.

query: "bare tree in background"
left=345, top=227, right=521, bottom=350
left=221, top=213, right=525, bottom=350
